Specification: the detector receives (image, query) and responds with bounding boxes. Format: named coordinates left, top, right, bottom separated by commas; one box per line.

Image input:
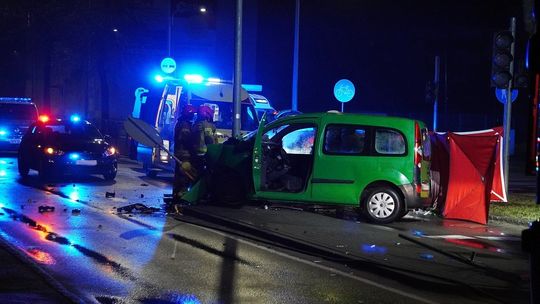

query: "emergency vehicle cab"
left=139, top=78, right=259, bottom=177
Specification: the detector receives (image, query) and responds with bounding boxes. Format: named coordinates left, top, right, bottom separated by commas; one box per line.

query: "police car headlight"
left=44, top=147, right=64, bottom=155
left=104, top=146, right=117, bottom=157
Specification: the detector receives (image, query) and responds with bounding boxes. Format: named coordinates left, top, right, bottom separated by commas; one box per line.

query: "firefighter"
left=172, top=104, right=197, bottom=201
left=191, top=105, right=218, bottom=175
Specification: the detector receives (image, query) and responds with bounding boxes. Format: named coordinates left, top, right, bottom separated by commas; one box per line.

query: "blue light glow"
left=242, top=84, right=263, bottom=92
left=0, top=129, right=7, bottom=136
left=184, top=74, right=204, bottom=84
left=70, top=115, right=81, bottom=123
left=207, top=77, right=221, bottom=83
left=420, top=253, right=434, bottom=260
left=361, top=244, right=388, bottom=254
left=0, top=170, right=6, bottom=177
left=155, top=75, right=164, bottom=83
left=69, top=153, right=80, bottom=160
left=412, top=230, right=425, bottom=237
left=69, top=190, right=79, bottom=201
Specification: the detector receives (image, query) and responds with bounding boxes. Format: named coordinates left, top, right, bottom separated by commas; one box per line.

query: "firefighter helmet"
left=198, top=105, right=214, bottom=121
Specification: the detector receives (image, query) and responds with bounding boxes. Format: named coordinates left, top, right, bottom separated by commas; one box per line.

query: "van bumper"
left=399, top=183, right=433, bottom=209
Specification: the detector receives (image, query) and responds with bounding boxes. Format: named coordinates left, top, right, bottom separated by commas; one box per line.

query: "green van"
left=184, top=112, right=432, bottom=224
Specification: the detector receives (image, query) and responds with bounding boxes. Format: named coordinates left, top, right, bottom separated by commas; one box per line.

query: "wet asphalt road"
left=0, top=155, right=531, bottom=303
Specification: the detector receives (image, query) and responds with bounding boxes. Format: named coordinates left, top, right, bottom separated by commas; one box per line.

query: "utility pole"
left=291, top=0, right=300, bottom=111
left=232, top=0, right=243, bottom=137
left=503, top=17, right=517, bottom=197
left=433, top=56, right=440, bottom=132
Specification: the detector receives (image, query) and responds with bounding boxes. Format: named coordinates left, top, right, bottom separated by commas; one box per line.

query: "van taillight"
left=414, top=122, right=422, bottom=195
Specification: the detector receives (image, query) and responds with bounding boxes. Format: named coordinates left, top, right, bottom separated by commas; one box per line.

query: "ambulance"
left=138, top=76, right=259, bottom=177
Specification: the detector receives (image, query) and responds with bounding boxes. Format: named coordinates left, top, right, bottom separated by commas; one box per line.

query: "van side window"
left=324, top=125, right=366, bottom=155
left=375, top=129, right=406, bottom=155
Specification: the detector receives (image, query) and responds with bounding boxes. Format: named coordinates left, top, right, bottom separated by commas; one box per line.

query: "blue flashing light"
left=207, top=77, right=221, bottom=83
left=69, top=153, right=80, bottom=160
left=0, top=170, right=6, bottom=177
left=70, top=115, right=81, bottom=123
left=0, top=129, right=7, bottom=136
left=184, top=74, right=204, bottom=84
left=155, top=75, right=164, bottom=83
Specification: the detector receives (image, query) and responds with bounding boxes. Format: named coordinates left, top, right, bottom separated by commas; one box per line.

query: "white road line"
left=187, top=222, right=439, bottom=304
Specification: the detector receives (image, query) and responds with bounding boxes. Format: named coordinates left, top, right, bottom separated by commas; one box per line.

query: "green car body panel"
left=182, top=112, right=432, bottom=217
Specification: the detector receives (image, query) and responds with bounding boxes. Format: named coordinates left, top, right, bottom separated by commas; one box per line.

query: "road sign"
left=334, top=79, right=355, bottom=103
left=160, top=57, right=177, bottom=74
left=495, top=88, right=518, bottom=104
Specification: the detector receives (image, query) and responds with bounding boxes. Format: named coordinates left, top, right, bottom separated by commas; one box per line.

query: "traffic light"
left=491, top=31, right=515, bottom=89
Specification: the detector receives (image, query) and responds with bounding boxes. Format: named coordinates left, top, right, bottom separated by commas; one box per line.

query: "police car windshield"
left=44, top=122, right=103, bottom=140
left=0, top=104, right=37, bottom=120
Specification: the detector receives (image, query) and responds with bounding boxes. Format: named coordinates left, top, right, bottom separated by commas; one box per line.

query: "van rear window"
left=375, top=129, right=405, bottom=155
left=323, top=125, right=367, bottom=155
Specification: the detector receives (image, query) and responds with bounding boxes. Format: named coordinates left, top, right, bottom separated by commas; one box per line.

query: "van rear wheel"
left=362, top=187, right=402, bottom=224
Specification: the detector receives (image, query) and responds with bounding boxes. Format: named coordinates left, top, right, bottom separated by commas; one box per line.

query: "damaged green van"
left=184, top=112, right=432, bottom=224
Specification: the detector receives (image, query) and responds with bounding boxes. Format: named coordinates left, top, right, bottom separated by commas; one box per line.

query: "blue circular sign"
left=495, top=88, right=518, bottom=104
left=334, top=79, right=355, bottom=103
left=160, top=57, right=177, bottom=74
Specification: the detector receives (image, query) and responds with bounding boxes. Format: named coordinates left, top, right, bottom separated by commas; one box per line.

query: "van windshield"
left=0, top=103, right=38, bottom=120
left=190, top=99, right=259, bottom=131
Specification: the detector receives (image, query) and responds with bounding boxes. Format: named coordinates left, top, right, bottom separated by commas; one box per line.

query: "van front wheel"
left=362, top=187, right=402, bottom=224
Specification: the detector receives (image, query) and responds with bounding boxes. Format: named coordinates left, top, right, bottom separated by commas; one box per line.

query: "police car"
left=17, top=115, right=118, bottom=180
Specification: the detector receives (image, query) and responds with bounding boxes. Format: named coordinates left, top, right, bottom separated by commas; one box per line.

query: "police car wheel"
left=17, top=157, right=29, bottom=177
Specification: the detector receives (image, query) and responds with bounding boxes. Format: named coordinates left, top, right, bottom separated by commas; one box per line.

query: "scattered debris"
left=117, top=203, right=159, bottom=214
left=72, top=209, right=81, bottom=215
left=36, top=225, right=47, bottom=232
left=105, top=191, right=116, bottom=198
left=140, top=194, right=144, bottom=198
left=97, top=224, right=103, bottom=229
left=63, top=208, right=67, bottom=212
left=38, top=205, right=55, bottom=213
left=73, top=184, right=76, bottom=187
left=140, top=183, right=148, bottom=187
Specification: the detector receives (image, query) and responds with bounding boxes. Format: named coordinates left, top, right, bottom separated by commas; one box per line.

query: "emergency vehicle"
left=138, top=77, right=260, bottom=177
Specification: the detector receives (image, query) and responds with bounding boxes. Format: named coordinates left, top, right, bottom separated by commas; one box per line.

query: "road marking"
left=171, top=240, right=178, bottom=260
left=186, top=222, right=438, bottom=304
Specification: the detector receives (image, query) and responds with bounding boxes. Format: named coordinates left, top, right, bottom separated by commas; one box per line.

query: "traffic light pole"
left=503, top=17, right=516, bottom=197
left=433, top=56, right=440, bottom=132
